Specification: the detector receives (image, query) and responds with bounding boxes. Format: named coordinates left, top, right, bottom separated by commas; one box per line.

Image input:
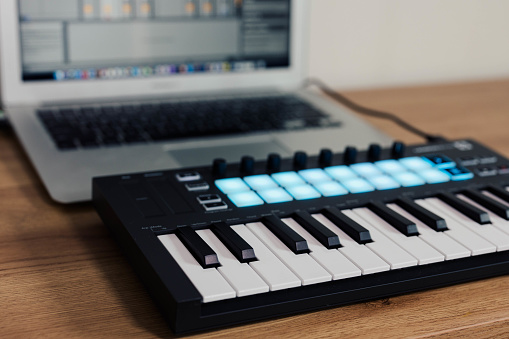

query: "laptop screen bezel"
left=0, top=0, right=308, bottom=107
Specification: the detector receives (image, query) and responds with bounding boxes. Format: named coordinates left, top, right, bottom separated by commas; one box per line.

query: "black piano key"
left=176, top=226, right=220, bottom=269
left=395, top=197, right=448, bottom=232
left=292, top=211, right=341, bottom=249
left=211, top=222, right=257, bottom=263
left=437, top=192, right=491, bottom=225
left=461, top=189, right=509, bottom=220
left=262, top=215, right=309, bottom=254
left=485, top=185, right=509, bottom=204
left=367, top=201, right=419, bottom=236
left=321, top=207, right=372, bottom=244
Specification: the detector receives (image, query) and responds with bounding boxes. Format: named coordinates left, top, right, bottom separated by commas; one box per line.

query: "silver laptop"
left=0, top=0, right=391, bottom=203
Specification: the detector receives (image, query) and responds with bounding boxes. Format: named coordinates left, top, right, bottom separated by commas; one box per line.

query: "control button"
left=227, top=191, right=264, bottom=208
left=476, top=166, right=498, bottom=177
left=313, top=181, right=348, bottom=197
left=341, top=178, right=376, bottom=194
left=324, top=165, right=358, bottom=181
left=272, top=171, right=306, bottom=187
left=176, top=171, right=201, bottom=182
left=459, top=156, right=479, bottom=166
left=257, top=188, right=293, bottom=204
left=416, top=168, right=451, bottom=184
left=285, top=184, right=322, bottom=200
left=498, top=164, right=509, bottom=175
left=391, top=141, right=406, bottom=158
left=318, top=148, right=333, bottom=167
left=443, top=166, right=474, bottom=181
left=203, top=201, right=229, bottom=211
left=244, top=174, right=278, bottom=191
left=197, top=194, right=221, bottom=204
left=266, top=153, right=281, bottom=172
left=423, top=154, right=456, bottom=169
left=399, top=157, right=433, bottom=171
left=367, top=144, right=382, bottom=162
left=479, top=155, right=497, bottom=164
left=343, top=146, right=357, bottom=164
left=185, top=182, right=210, bottom=192
left=375, top=159, right=407, bottom=174
left=350, top=163, right=384, bottom=178
left=215, top=177, right=251, bottom=194
left=212, top=158, right=227, bottom=176
left=391, top=172, right=426, bottom=187
left=240, top=156, right=255, bottom=174
left=298, top=168, right=332, bottom=184
left=293, top=151, right=308, bottom=169
left=366, top=175, right=400, bottom=190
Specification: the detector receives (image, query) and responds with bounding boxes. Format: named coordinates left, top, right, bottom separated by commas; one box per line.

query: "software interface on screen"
left=18, top=0, right=291, bottom=81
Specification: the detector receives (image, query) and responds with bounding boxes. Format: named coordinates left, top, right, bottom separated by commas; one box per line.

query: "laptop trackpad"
left=168, top=140, right=291, bottom=167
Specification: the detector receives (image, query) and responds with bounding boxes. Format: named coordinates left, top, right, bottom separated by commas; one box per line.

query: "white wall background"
left=308, top=0, right=509, bottom=90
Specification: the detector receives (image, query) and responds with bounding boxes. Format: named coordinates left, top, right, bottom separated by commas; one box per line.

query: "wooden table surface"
left=2, top=79, right=509, bottom=338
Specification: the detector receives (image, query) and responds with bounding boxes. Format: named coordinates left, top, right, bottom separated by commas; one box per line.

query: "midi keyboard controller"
left=93, top=139, right=509, bottom=334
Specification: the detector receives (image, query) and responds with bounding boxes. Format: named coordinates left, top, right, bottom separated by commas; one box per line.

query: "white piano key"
left=196, top=229, right=269, bottom=297
left=246, top=222, right=332, bottom=285
left=312, top=213, right=391, bottom=274
left=457, top=194, right=509, bottom=246
left=230, top=224, right=301, bottom=291
left=387, top=203, right=471, bottom=260
left=343, top=209, right=419, bottom=269
left=282, top=218, right=362, bottom=280
left=430, top=196, right=509, bottom=251
left=353, top=207, right=445, bottom=265
left=417, top=199, right=497, bottom=255
left=158, top=234, right=236, bottom=303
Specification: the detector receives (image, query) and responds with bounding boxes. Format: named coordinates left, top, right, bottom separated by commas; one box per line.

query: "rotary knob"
left=319, top=148, right=333, bottom=167
left=293, top=151, right=308, bottom=169
left=391, top=141, right=406, bottom=158
left=266, top=153, right=281, bottom=172
left=343, top=146, right=357, bottom=164
left=367, top=144, right=382, bottom=162
left=212, top=158, right=227, bottom=176
left=240, top=156, right=255, bottom=174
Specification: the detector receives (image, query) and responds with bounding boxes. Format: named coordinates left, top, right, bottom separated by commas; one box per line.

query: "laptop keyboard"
left=37, top=95, right=339, bottom=150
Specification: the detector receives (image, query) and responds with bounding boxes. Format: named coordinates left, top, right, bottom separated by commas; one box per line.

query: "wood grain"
left=1, top=79, right=509, bottom=338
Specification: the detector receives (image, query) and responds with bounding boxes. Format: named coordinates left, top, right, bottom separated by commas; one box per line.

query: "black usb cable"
left=304, top=78, right=447, bottom=143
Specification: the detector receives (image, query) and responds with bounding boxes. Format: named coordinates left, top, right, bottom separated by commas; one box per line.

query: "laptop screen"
left=18, top=0, right=291, bottom=82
